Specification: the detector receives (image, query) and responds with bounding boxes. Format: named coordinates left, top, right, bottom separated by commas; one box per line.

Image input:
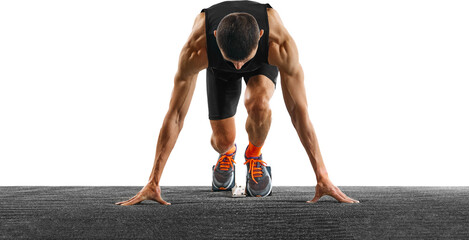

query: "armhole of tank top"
left=201, top=8, right=212, bottom=68
left=264, top=4, right=272, bottom=65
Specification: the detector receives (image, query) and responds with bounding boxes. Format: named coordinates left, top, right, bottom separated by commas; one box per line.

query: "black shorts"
left=206, top=63, right=278, bottom=120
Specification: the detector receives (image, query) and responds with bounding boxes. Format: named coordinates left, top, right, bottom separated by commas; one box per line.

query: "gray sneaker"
left=244, top=152, right=272, bottom=197
left=212, top=144, right=237, bottom=191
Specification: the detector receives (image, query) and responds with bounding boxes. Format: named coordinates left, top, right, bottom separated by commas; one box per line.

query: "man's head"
left=214, top=12, right=264, bottom=69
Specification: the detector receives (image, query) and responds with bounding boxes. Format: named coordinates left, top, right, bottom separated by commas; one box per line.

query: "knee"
left=244, top=96, right=271, bottom=121
left=211, top=131, right=236, bottom=152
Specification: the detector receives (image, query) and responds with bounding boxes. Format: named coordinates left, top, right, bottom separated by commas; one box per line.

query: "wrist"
left=148, top=177, right=160, bottom=186
left=315, top=170, right=329, bottom=183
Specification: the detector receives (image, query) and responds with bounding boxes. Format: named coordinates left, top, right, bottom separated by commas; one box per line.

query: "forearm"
left=148, top=113, right=185, bottom=185
left=291, top=109, right=329, bottom=182
left=146, top=71, right=197, bottom=185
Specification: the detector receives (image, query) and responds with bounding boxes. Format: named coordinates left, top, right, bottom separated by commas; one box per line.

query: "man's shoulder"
left=178, top=12, right=208, bottom=74
left=267, top=7, right=279, bottom=19
left=191, top=12, right=206, bottom=43
left=182, top=12, right=207, bottom=56
left=267, top=8, right=288, bottom=45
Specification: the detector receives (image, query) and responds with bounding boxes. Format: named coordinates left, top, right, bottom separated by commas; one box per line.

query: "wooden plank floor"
left=1, top=186, right=468, bottom=239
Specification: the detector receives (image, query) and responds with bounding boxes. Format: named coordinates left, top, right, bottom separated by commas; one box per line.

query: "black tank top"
left=201, top=1, right=272, bottom=73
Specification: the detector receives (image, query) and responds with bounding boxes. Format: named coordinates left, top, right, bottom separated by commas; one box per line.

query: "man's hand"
left=307, top=178, right=359, bottom=204
left=115, top=182, right=171, bottom=206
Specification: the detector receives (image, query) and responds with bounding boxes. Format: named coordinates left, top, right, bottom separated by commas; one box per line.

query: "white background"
left=1, top=0, right=468, bottom=186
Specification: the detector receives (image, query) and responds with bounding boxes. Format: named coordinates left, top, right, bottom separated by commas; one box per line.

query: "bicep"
left=271, top=32, right=307, bottom=113
left=166, top=48, right=206, bottom=121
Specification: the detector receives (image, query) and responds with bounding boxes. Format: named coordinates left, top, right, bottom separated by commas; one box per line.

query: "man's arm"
left=116, top=13, right=208, bottom=206
left=268, top=9, right=358, bottom=203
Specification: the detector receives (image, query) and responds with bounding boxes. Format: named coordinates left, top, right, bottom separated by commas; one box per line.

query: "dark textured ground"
left=1, top=186, right=468, bottom=239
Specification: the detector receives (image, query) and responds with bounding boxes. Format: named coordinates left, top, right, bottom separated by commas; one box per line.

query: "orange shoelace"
left=215, top=153, right=236, bottom=171
left=244, top=158, right=267, bottom=184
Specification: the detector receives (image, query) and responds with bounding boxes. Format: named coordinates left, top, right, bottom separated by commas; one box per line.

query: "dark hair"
left=216, top=12, right=260, bottom=61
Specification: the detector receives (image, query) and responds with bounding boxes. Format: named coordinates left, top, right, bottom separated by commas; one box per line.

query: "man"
left=116, top=1, right=358, bottom=205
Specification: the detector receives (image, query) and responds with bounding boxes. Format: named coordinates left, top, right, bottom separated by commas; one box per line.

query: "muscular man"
left=116, top=1, right=358, bottom=205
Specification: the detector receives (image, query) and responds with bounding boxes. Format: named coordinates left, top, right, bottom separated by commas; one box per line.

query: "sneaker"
left=212, top=144, right=237, bottom=191
left=244, top=150, right=272, bottom=197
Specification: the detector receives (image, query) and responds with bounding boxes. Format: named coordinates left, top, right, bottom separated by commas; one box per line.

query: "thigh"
left=206, top=68, right=243, bottom=120
left=244, top=74, right=276, bottom=104
left=243, top=63, right=278, bottom=87
left=243, top=63, right=278, bottom=103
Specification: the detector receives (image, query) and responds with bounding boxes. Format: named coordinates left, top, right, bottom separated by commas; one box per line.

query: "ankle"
left=224, top=144, right=236, bottom=155
left=245, top=142, right=263, bottom=158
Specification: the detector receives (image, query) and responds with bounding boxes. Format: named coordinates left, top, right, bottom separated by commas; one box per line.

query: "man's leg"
left=210, top=118, right=237, bottom=191
left=206, top=68, right=242, bottom=191
left=243, top=74, right=275, bottom=197
left=206, top=68, right=241, bottom=154
left=244, top=75, right=275, bottom=147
